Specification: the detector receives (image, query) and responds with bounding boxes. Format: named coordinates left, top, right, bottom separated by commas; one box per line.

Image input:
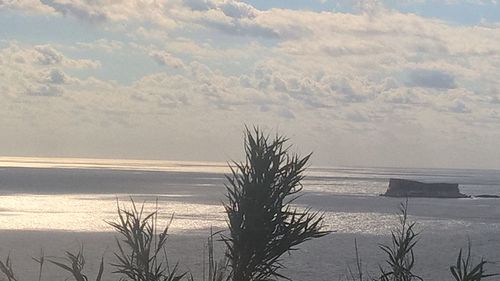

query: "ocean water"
left=0, top=157, right=499, bottom=280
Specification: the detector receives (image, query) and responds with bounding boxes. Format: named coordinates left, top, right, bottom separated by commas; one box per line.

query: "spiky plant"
left=450, top=242, right=498, bottom=281
left=49, top=247, right=104, bottom=281
left=223, top=127, right=330, bottom=281
left=0, top=254, right=18, bottom=281
left=108, top=199, right=186, bottom=281
left=32, top=249, right=45, bottom=281
left=378, top=201, right=422, bottom=281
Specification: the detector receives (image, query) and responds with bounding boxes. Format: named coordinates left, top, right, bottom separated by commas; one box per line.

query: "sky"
left=1, top=0, right=500, bottom=169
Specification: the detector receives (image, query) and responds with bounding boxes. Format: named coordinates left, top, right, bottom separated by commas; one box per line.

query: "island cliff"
left=383, top=178, right=469, bottom=198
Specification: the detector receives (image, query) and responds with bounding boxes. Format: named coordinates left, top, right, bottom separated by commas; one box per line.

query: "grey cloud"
left=26, top=85, right=62, bottom=97
left=218, top=1, right=257, bottom=19
left=47, top=69, right=67, bottom=84
left=259, top=104, right=271, bottom=112
left=204, top=19, right=279, bottom=38
left=189, top=61, right=214, bottom=82
left=405, top=69, right=457, bottom=89
left=177, top=0, right=279, bottom=38
left=382, top=77, right=400, bottom=91
left=278, top=108, right=295, bottom=119
left=239, top=75, right=253, bottom=88
left=449, top=99, right=471, bottom=113
left=273, top=76, right=287, bottom=92
left=344, top=110, right=370, bottom=123
left=35, top=45, right=64, bottom=65
left=183, top=0, right=215, bottom=11
left=150, top=51, right=185, bottom=69
left=381, top=90, right=418, bottom=105
left=184, top=0, right=256, bottom=18
left=330, top=79, right=367, bottom=103
left=40, top=0, right=107, bottom=23
left=490, top=95, right=500, bottom=104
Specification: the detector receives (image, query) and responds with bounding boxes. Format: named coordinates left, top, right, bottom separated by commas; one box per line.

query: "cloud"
left=182, top=0, right=216, bottom=11
left=149, top=51, right=185, bottom=69
left=40, top=0, right=106, bottom=22
left=3, top=1, right=500, bottom=167
left=0, top=42, right=98, bottom=102
left=46, top=69, right=68, bottom=84
left=76, top=39, right=124, bottom=53
left=1, top=43, right=101, bottom=69
left=0, top=0, right=55, bottom=14
left=26, top=84, right=63, bottom=97
left=217, top=0, right=258, bottom=19
left=405, top=69, right=457, bottom=89
left=34, top=45, right=64, bottom=65
left=448, top=98, right=471, bottom=113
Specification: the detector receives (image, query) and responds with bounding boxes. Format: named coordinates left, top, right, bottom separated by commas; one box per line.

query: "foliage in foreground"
left=49, top=248, right=104, bottom=281
left=343, top=201, right=497, bottom=281
left=378, top=202, right=422, bottom=281
left=223, top=128, right=330, bottom=281
left=108, top=199, right=186, bottom=281
left=450, top=243, right=498, bottom=281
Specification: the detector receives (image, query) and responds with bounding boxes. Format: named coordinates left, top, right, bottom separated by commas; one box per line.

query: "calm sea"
left=0, top=157, right=498, bottom=280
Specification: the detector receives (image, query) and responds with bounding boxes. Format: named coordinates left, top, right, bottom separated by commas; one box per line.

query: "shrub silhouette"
left=108, top=199, right=186, bottom=281
left=378, top=201, right=422, bottom=281
left=49, top=248, right=104, bottom=281
left=450, top=243, right=498, bottom=281
left=223, top=127, right=330, bottom=281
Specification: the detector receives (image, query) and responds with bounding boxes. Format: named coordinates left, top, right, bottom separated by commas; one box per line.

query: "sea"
left=0, top=157, right=498, bottom=281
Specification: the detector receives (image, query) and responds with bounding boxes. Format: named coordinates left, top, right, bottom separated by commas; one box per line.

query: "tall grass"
left=0, top=254, right=18, bottom=281
left=378, top=201, right=422, bottom=281
left=49, top=247, right=104, bottom=281
left=450, top=242, right=498, bottom=281
left=342, top=200, right=498, bottom=281
left=107, top=199, right=186, bottom=281
left=199, top=228, right=230, bottom=281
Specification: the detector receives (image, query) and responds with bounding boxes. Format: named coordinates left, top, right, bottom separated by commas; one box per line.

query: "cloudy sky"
left=1, top=0, right=500, bottom=169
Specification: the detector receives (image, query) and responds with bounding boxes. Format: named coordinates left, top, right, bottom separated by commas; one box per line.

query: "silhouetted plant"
left=343, top=239, right=369, bottom=281
left=223, top=127, right=330, bottom=281
left=0, top=254, right=18, bottom=281
left=450, top=242, right=498, bottom=281
left=49, top=247, right=104, bottom=281
left=199, top=228, right=230, bottom=281
left=32, top=249, right=45, bottom=281
left=108, top=199, right=186, bottom=281
left=378, top=201, right=422, bottom=281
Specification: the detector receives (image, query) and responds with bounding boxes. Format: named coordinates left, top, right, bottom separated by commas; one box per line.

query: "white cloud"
left=0, top=0, right=55, bottom=14
left=26, top=84, right=63, bottom=97
left=2, top=43, right=101, bottom=69
left=2, top=1, right=500, bottom=167
left=149, top=50, right=185, bottom=69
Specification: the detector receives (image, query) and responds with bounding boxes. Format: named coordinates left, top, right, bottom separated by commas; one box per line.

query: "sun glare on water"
left=0, top=194, right=227, bottom=233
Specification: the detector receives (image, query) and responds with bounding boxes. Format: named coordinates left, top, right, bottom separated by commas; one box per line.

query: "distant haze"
left=1, top=0, right=500, bottom=169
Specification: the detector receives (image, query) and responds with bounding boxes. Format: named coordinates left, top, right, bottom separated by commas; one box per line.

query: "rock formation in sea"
left=382, top=178, right=469, bottom=198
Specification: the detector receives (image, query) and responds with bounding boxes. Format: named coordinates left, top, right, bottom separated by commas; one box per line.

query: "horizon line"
left=0, top=155, right=498, bottom=173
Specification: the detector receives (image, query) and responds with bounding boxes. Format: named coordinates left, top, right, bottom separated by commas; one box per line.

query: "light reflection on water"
left=0, top=194, right=227, bottom=233
left=0, top=158, right=498, bottom=237
left=1, top=194, right=492, bottom=236
left=303, top=179, right=387, bottom=196
left=0, top=194, right=400, bottom=234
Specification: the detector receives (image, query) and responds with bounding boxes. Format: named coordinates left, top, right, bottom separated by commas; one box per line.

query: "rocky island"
left=382, top=178, right=470, bottom=198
